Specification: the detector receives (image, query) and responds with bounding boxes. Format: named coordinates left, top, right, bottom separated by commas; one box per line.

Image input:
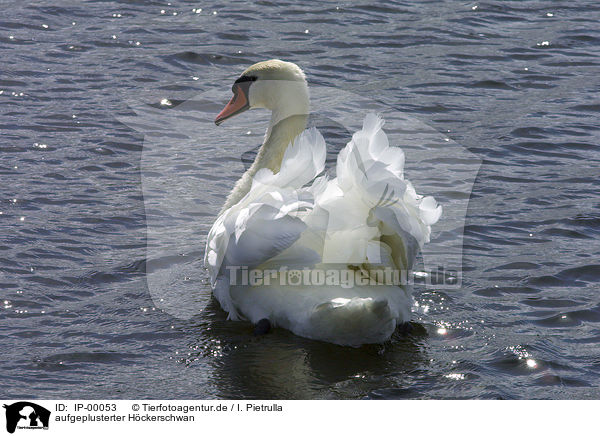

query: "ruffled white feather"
left=205, top=113, right=441, bottom=345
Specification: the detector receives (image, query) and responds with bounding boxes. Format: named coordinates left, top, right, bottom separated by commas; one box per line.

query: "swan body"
left=205, top=60, right=441, bottom=346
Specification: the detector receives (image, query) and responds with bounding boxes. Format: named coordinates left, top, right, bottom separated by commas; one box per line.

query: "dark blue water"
left=1, top=0, right=599, bottom=399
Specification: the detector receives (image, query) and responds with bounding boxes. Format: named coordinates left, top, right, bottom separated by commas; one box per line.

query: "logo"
left=3, top=402, right=50, bottom=434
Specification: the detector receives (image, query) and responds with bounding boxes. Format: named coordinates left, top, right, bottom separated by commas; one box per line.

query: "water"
left=1, top=0, right=599, bottom=399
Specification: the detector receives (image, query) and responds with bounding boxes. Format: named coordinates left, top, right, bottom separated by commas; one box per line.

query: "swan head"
left=215, top=59, right=309, bottom=126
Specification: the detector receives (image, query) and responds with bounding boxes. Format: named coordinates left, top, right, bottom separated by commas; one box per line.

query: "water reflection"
left=184, top=299, right=429, bottom=399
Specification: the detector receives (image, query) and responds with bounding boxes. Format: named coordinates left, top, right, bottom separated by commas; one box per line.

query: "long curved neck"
left=221, top=113, right=308, bottom=212
left=252, top=113, right=308, bottom=173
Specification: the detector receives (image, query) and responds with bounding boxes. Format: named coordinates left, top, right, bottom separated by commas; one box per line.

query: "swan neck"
left=256, top=114, right=308, bottom=173
left=220, top=114, right=307, bottom=212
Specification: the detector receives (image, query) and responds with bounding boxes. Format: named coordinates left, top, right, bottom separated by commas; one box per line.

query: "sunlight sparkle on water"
left=445, top=373, right=465, bottom=380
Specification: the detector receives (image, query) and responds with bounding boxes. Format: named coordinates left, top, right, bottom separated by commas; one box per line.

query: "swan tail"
left=308, top=297, right=398, bottom=346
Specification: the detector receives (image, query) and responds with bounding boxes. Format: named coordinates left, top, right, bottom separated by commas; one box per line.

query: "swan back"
left=206, top=111, right=442, bottom=345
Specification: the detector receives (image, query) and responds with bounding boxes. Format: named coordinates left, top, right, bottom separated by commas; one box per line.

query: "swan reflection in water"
left=184, top=299, right=430, bottom=399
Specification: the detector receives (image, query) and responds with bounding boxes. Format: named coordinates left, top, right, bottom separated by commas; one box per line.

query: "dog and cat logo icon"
left=3, top=402, right=50, bottom=433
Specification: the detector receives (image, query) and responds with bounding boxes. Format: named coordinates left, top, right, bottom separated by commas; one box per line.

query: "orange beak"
left=215, top=87, right=250, bottom=125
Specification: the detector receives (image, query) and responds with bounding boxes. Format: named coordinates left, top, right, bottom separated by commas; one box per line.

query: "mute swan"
left=205, top=60, right=441, bottom=346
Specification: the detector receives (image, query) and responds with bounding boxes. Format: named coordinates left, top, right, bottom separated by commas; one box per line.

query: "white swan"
left=205, top=60, right=442, bottom=346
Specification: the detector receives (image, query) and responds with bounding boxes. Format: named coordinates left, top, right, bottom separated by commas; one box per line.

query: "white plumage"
left=205, top=60, right=441, bottom=346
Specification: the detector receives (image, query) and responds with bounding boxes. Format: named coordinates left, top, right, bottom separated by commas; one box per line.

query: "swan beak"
left=215, top=87, right=249, bottom=125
